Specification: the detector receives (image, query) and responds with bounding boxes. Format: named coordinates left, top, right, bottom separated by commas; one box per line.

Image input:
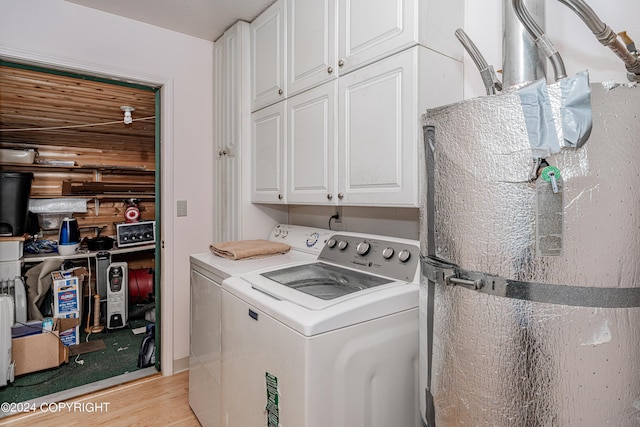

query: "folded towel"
left=210, top=239, right=290, bottom=260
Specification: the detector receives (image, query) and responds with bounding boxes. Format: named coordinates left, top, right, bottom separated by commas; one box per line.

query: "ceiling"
left=66, top=0, right=275, bottom=41
left=0, top=64, right=156, bottom=152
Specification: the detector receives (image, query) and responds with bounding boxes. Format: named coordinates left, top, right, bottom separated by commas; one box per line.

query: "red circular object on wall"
left=125, top=205, right=140, bottom=223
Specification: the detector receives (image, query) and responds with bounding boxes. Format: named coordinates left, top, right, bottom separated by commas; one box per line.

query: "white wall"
left=463, top=0, right=640, bottom=98
left=0, top=0, right=215, bottom=373
left=289, top=205, right=420, bottom=240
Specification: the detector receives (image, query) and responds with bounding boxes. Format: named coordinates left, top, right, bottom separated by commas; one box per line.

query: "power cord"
left=14, top=320, right=65, bottom=347
left=328, top=212, right=340, bottom=230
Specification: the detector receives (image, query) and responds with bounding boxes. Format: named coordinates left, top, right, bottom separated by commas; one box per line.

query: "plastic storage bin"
left=0, top=172, right=34, bottom=237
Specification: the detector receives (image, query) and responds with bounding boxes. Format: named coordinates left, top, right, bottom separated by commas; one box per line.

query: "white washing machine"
left=221, top=232, right=421, bottom=427
left=189, top=224, right=335, bottom=427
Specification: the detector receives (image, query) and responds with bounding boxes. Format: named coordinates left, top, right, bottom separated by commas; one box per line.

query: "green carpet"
left=0, top=319, right=155, bottom=404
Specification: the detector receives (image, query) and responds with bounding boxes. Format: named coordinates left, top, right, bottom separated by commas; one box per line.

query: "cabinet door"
left=214, top=23, right=244, bottom=242
left=338, top=0, right=418, bottom=74
left=337, top=48, right=419, bottom=207
left=251, top=101, right=287, bottom=204
left=287, top=0, right=337, bottom=96
left=251, top=0, right=286, bottom=111
left=287, top=81, right=337, bottom=205
left=214, top=36, right=225, bottom=158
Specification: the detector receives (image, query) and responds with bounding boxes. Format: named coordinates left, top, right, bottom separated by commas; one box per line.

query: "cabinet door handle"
left=338, top=59, right=345, bottom=67
left=327, top=193, right=333, bottom=200
left=278, top=88, right=283, bottom=95
left=338, top=193, right=344, bottom=200
left=278, top=194, right=283, bottom=200
left=218, top=150, right=224, bottom=157
left=327, top=66, right=333, bottom=74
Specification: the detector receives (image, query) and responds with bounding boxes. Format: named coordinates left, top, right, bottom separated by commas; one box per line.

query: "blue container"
left=58, top=217, right=80, bottom=245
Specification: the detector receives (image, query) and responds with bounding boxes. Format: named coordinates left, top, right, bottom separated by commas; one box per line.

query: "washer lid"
left=261, top=262, right=392, bottom=300
left=223, top=275, right=418, bottom=335
left=190, top=250, right=315, bottom=281
left=244, top=261, right=407, bottom=311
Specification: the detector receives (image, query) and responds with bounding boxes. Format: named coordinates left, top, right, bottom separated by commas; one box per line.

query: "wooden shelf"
left=22, top=243, right=155, bottom=263
left=62, top=181, right=155, bottom=197
left=0, top=163, right=155, bottom=175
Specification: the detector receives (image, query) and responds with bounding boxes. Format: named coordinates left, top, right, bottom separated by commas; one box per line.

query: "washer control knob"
left=306, top=232, right=319, bottom=247
left=398, top=249, right=411, bottom=263
left=356, top=241, right=370, bottom=256
left=327, top=238, right=337, bottom=248
left=273, top=228, right=281, bottom=237
left=382, top=247, right=394, bottom=259
left=337, top=240, right=349, bottom=250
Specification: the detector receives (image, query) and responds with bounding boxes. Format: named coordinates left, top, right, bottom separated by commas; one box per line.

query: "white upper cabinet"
left=283, top=0, right=464, bottom=96
left=338, top=0, right=465, bottom=73
left=249, top=0, right=464, bottom=207
left=338, top=0, right=417, bottom=74
left=286, top=81, right=337, bottom=204
left=336, top=47, right=462, bottom=207
left=286, top=0, right=337, bottom=97
left=337, top=47, right=418, bottom=206
left=251, top=101, right=287, bottom=204
left=251, top=0, right=286, bottom=112
left=283, top=46, right=462, bottom=207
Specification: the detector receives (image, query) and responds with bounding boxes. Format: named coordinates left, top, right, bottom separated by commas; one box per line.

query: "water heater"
left=106, top=262, right=128, bottom=330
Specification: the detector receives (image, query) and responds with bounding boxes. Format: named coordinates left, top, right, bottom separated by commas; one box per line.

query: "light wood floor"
left=1, top=371, right=200, bottom=426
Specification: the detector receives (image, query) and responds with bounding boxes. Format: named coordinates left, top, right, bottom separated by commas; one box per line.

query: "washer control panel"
left=269, top=224, right=334, bottom=255
left=319, top=234, right=419, bottom=282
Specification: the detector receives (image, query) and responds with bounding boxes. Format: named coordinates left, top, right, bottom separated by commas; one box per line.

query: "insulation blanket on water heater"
left=419, top=83, right=640, bottom=426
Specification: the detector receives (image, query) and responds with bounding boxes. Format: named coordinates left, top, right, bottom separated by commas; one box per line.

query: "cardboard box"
left=51, top=267, right=86, bottom=316
left=58, top=311, right=80, bottom=346
left=12, top=328, right=70, bottom=376
left=53, top=277, right=80, bottom=314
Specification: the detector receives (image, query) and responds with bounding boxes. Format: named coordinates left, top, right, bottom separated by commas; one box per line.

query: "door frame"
left=0, top=46, right=176, bottom=376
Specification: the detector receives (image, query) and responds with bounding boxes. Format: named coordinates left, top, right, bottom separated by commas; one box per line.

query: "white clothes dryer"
left=189, top=224, right=335, bottom=427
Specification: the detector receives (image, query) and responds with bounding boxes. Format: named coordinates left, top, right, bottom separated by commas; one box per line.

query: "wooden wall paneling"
left=99, top=174, right=155, bottom=184
left=1, top=141, right=155, bottom=169
left=0, top=65, right=156, bottom=149
left=36, top=144, right=155, bottom=170
left=77, top=200, right=156, bottom=238
left=31, top=170, right=96, bottom=197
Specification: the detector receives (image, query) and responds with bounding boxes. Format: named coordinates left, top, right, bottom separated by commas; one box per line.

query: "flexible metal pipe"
left=455, top=28, right=502, bottom=95
left=512, top=0, right=567, bottom=81
left=503, top=0, right=547, bottom=88
left=557, top=0, right=640, bottom=81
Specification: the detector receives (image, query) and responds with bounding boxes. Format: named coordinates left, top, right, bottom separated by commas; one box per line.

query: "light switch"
left=177, top=200, right=188, bottom=217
